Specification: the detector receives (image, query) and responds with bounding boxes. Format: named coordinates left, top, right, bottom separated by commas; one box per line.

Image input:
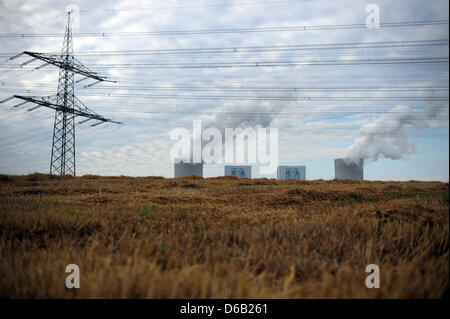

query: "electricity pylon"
left=0, top=12, right=120, bottom=176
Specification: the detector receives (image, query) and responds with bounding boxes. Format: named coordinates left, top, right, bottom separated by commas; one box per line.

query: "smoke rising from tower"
left=201, top=91, right=295, bottom=133
left=345, top=104, right=448, bottom=163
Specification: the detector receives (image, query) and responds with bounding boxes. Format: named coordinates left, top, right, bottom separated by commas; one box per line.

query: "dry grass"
left=0, top=173, right=448, bottom=298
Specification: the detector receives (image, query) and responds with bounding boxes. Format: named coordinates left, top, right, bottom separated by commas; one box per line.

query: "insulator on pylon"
left=85, top=80, right=102, bottom=88
left=12, top=101, right=28, bottom=108
left=75, top=76, right=90, bottom=83
left=91, top=121, right=104, bottom=127
left=0, top=96, right=14, bottom=103
left=8, top=52, right=24, bottom=61
left=20, top=57, right=38, bottom=66
left=27, top=105, right=42, bottom=112
left=78, top=118, right=93, bottom=124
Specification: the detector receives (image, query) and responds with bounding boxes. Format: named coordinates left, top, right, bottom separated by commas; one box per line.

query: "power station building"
left=334, top=158, right=363, bottom=180
left=225, top=165, right=252, bottom=178
left=174, top=162, right=203, bottom=178
left=277, top=165, right=306, bottom=180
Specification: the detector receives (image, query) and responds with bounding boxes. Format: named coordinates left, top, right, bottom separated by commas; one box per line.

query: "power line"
left=4, top=74, right=447, bottom=85
left=41, top=56, right=447, bottom=69
left=28, top=102, right=450, bottom=113
left=2, top=49, right=448, bottom=61
left=95, top=107, right=449, bottom=116
left=65, top=51, right=450, bottom=63
left=0, top=20, right=447, bottom=38
left=2, top=82, right=448, bottom=92
left=7, top=39, right=445, bottom=55
left=81, top=72, right=450, bottom=80
left=75, top=93, right=450, bottom=102
left=3, top=89, right=446, bottom=101
left=5, top=56, right=445, bottom=70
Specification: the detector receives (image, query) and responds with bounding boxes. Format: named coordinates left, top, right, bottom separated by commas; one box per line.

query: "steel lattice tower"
left=52, top=13, right=76, bottom=175
left=0, top=12, right=121, bottom=176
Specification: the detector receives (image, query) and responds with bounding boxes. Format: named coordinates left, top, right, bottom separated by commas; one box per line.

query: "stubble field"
left=0, top=173, right=448, bottom=298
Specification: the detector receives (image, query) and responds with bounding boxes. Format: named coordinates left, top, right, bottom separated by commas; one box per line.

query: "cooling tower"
left=174, top=162, right=203, bottom=178
left=334, top=158, right=363, bottom=180
left=277, top=166, right=306, bottom=180
left=225, top=165, right=252, bottom=178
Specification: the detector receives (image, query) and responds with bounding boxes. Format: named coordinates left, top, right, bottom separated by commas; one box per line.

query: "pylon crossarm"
left=19, top=51, right=113, bottom=82
left=13, top=95, right=121, bottom=124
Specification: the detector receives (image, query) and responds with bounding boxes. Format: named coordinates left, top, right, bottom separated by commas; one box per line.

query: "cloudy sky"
left=0, top=0, right=448, bottom=180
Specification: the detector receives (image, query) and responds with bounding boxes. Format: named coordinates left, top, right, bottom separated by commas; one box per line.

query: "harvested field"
left=0, top=173, right=448, bottom=298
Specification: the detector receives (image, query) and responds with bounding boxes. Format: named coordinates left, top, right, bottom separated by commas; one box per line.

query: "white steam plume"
left=201, top=90, right=297, bottom=132
left=346, top=104, right=448, bottom=163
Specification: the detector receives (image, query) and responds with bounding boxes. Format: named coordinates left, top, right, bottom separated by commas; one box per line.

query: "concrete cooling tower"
left=334, top=158, right=363, bottom=180
left=225, top=165, right=251, bottom=178
left=174, top=162, right=203, bottom=178
left=277, top=166, right=306, bottom=180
